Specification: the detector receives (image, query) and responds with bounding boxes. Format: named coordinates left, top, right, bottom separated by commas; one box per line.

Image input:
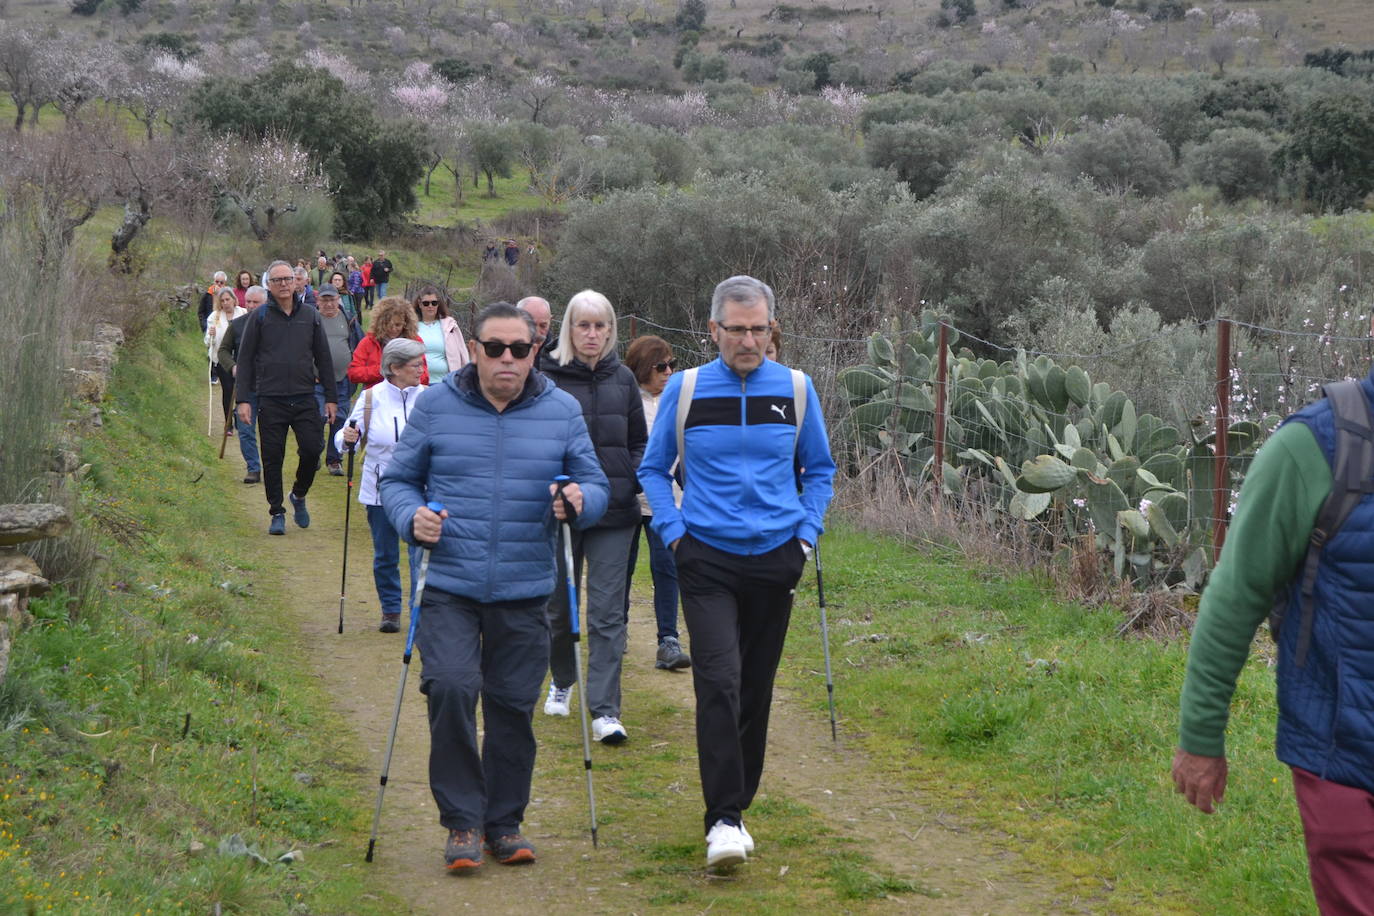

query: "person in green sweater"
left=1173, top=379, right=1374, bottom=915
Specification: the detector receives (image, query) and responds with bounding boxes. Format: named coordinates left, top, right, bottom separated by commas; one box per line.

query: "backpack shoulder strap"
left=790, top=368, right=806, bottom=452
left=675, top=367, right=700, bottom=470
left=1289, top=380, right=1374, bottom=666
left=359, top=385, right=375, bottom=452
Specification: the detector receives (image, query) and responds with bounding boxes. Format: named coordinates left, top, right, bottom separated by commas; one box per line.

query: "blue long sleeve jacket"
left=637, top=356, right=835, bottom=555
left=380, top=364, right=609, bottom=604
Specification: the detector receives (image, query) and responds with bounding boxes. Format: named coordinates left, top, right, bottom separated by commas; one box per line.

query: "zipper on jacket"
left=739, top=371, right=759, bottom=551
left=486, top=411, right=505, bottom=603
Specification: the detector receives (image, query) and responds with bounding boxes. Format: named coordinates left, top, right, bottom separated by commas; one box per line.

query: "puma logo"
left=770, top=403, right=788, bottom=420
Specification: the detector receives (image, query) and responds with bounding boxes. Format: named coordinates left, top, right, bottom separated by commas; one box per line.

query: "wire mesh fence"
left=615, top=308, right=1374, bottom=589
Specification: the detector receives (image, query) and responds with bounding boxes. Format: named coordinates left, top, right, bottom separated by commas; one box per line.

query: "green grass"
left=0, top=319, right=406, bottom=914
left=412, top=166, right=551, bottom=231
left=780, top=528, right=1310, bottom=914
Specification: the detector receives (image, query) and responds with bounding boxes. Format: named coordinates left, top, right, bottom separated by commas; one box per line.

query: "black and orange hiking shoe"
left=444, top=828, right=482, bottom=870
left=485, top=832, right=536, bottom=865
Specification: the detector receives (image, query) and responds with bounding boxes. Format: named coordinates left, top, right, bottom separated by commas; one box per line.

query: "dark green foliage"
left=467, top=122, right=516, bottom=195
left=1184, top=128, right=1278, bottom=202
left=682, top=51, right=727, bottom=83
left=674, top=0, right=707, bottom=33
left=1053, top=116, right=1176, bottom=197
left=184, top=63, right=423, bottom=238
left=117, top=0, right=142, bottom=12
left=865, top=121, right=963, bottom=199
left=1048, top=55, right=1085, bottom=77
left=1304, top=47, right=1374, bottom=76
left=138, top=32, right=200, bottom=61
left=432, top=58, right=480, bottom=84
left=1094, top=0, right=1117, bottom=7
left=1198, top=76, right=1288, bottom=123
left=940, top=0, right=976, bottom=24
left=69, top=0, right=101, bottom=15
left=1280, top=92, right=1374, bottom=210
left=1151, top=0, right=1186, bottom=21
left=800, top=52, right=838, bottom=90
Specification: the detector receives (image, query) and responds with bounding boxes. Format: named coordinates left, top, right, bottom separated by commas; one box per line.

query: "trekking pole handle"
left=346, top=418, right=357, bottom=452
left=553, top=474, right=579, bottom=524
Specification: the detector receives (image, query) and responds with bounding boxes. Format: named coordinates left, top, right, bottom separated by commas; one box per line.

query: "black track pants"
left=675, top=533, right=807, bottom=834
left=256, top=395, right=324, bottom=516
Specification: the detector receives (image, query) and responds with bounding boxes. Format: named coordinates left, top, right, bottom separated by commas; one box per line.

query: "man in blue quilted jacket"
left=380, top=302, right=610, bottom=872
left=639, top=275, right=836, bottom=868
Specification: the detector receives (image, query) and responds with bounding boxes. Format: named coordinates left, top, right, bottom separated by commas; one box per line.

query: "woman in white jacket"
left=205, top=287, right=245, bottom=429
left=336, top=338, right=428, bottom=633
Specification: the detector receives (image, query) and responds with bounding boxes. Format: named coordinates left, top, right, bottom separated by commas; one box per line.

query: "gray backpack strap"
left=791, top=368, right=806, bottom=450
left=675, top=367, right=700, bottom=472
left=1287, top=380, right=1374, bottom=667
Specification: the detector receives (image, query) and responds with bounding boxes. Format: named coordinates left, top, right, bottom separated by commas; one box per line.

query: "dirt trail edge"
left=231, top=468, right=1089, bottom=915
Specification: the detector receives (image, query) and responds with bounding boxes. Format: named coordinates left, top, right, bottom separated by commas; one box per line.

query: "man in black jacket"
left=373, top=250, right=394, bottom=300
left=235, top=260, right=338, bottom=535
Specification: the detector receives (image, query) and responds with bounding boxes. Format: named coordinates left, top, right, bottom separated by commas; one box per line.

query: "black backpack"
left=1269, top=380, right=1374, bottom=667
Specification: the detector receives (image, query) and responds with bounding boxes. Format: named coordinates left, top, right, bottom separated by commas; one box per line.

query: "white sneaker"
left=592, top=716, right=628, bottom=744
left=738, top=821, right=755, bottom=855
left=543, top=683, right=572, bottom=717
left=705, top=820, right=747, bottom=867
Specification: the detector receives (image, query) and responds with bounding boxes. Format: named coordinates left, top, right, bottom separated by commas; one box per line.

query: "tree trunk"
left=109, top=195, right=152, bottom=273
left=485, top=169, right=495, bottom=196
left=12, top=100, right=24, bottom=132
left=424, top=153, right=441, bottom=196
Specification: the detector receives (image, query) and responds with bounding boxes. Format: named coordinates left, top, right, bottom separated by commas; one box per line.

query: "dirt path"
left=229, top=458, right=1093, bottom=914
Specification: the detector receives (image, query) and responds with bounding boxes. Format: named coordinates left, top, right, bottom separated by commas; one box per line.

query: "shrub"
left=1051, top=116, right=1177, bottom=197
left=1183, top=127, right=1278, bottom=202
left=865, top=121, right=963, bottom=199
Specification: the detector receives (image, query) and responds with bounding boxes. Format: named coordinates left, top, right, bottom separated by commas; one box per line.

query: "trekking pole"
left=218, top=381, right=236, bottom=460
left=338, top=420, right=357, bottom=635
left=207, top=359, right=214, bottom=437
left=365, top=499, right=445, bottom=863
left=814, top=539, right=838, bottom=743
left=554, top=475, right=598, bottom=848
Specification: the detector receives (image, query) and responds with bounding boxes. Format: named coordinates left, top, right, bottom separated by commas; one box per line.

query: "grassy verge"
left=0, top=316, right=405, bottom=914
left=780, top=526, right=1309, bottom=914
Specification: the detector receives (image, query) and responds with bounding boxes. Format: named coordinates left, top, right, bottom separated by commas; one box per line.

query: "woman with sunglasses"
left=413, top=286, right=468, bottom=382
left=538, top=290, right=647, bottom=745
left=622, top=336, right=691, bottom=672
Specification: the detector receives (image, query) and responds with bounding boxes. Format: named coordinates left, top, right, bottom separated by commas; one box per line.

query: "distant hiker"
left=348, top=296, right=430, bottom=388
left=293, top=266, right=317, bottom=308
left=483, top=241, right=499, bottom=263
left=328, top=270, right=358, bottom=322
left=373, top=250, right=394, bottom=300
left=218, top=285, right=268, bottom=484
left=346, top=258, right=365, bottom=308
left=205, top=288, right=246, bottom=428
left=1174, top=367, right=1374, bottom=914
left=316, top=255, right=330, bottom=289
left=623, top=335, right=689, bottom=672
left=538, top=291, right=646, bottom=745
left=361, top=256, right=376, bottom=311
left=413, top=286, right=468, bottom=383
left=638, top=274, right=836, bottom=868
left=379, top=301, right=609, bottom=870
left=198, top=270, right=227, bottom=332
left=504, top=239, right=520, bottom=267
left=516, top=296, right=554, bottom=354
left=235, top=260, right=338, bottom=535
left=337, top=338, right=427, bottom=633
left=315, top=284, right=363, bottom=477
left=232, top=270, right=254, bottom=310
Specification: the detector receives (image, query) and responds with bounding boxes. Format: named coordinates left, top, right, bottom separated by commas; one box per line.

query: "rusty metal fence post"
left=1212, top=317, right=1233, bottom=563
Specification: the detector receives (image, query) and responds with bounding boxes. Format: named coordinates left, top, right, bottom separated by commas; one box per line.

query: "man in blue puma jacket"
left=638, top=275, right=836, bottom=868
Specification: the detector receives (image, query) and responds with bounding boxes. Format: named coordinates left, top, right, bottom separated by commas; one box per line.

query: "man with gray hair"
left=516, top=296, right=554, bottom=354
left=236, top=260, right=338, bottom=535
left=638, top=274, right=836, bottom=868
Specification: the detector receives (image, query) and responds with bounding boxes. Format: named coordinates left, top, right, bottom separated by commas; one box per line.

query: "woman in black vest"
left=539, top=290, right=647, bottom=745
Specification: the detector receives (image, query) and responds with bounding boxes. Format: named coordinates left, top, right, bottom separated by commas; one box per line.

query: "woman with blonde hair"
left=347, top=296, right=429, bottom=387
left=539, top=290, right=646, bottom=745
left=205, top=287, right=246, bottom=426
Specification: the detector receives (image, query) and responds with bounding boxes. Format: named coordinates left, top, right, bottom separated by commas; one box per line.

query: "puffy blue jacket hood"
left=379, top=363, right=609, bottom=604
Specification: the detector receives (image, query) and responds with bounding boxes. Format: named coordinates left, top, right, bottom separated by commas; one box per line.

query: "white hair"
left=552, top=290, right=618, bottom=367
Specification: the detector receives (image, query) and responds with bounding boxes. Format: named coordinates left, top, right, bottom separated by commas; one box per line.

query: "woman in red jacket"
left=348, top=296, right=429, bottom=387
left=361, top=256, right=376, bottom=311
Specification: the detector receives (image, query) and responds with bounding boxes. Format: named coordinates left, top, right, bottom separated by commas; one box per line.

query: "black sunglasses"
left=653, top=359, right=677, bottom=372
left=476, top=339, right=534, bottom=359
left=418, top=299, right=440, bottom=307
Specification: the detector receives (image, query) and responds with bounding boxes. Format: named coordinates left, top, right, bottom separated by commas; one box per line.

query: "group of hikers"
left=202, top=256, right=836, bottom=872
left=199, top=249, right=1374, bottom=907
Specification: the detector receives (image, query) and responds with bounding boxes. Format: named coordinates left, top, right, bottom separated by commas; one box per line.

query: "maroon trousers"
left=1293, top=767, right=1374, bottom=915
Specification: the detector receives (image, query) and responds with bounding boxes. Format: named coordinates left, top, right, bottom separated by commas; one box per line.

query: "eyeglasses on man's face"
left=718, top=325, right=771, bottom=340
left=476, top=339, right=534, bottom=359
left=268, top=275, right=294, bottom=284
left=653, top=359, right=677, bottom=373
